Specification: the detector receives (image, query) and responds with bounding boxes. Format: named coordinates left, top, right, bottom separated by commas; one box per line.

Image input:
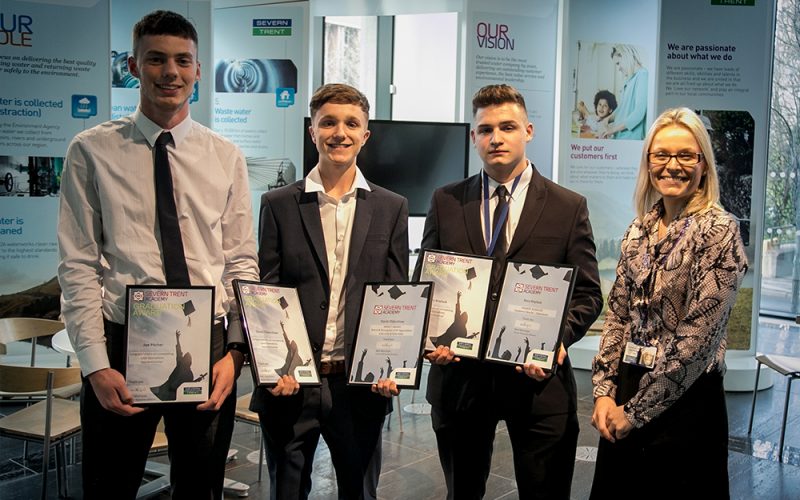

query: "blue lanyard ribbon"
left=482, top=170, right=521, bottom=256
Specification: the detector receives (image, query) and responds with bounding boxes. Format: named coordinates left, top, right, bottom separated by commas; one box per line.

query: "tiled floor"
left=2, top=318, right=800, bottom=499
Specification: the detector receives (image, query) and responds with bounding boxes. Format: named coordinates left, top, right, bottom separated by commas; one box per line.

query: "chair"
left=0, top=317, right=66, bottom=365
left=235, top=393, right=265, bottom=482
left=0, top=364, right=82, bottom=499
left=748, top=353, right=800, bottom=462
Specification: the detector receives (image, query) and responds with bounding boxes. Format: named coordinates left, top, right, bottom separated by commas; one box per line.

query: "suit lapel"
left=463, top=175, right=486, bottom=255
left=507, top=167, right=547, bottom=257
left=296, top=187, right=329, bottom=279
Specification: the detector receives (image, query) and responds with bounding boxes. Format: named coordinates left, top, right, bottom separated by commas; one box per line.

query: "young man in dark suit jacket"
left=252, top=84, right=408, bottom=499
left=416, top=84, right=602, bottom=499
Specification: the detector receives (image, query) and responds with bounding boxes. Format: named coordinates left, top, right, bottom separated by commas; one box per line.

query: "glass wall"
left=764, top=0, right=800, bottom=318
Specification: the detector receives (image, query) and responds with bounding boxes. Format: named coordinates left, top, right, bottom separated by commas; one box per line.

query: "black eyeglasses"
left=647, top=151, right=704, bottom=167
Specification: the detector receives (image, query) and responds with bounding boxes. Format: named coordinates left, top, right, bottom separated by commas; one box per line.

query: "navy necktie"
left=491, top=184, right=509, bottom=286
left=492, top=184, right=509, bottom=258
left=154, top=132, right=191, bottom=287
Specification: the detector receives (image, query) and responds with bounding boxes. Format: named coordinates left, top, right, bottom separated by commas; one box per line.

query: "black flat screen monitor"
left=303, top=118, right=470, bottom=216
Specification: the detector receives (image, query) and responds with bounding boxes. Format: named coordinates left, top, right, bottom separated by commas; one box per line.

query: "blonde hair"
left=611, top=45, right=643, bottom=77
left=634, top=107, right=721, bottom=220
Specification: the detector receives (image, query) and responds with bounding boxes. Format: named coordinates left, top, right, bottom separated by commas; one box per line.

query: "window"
left=323, top=16, right=378, bottom=118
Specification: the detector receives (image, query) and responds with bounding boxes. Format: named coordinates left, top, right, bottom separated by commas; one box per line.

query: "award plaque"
left=124, top=285, right=214, bottom=405
left=484, top=261, right=578, bottom=371
left=348, top=282, right=433, bottom=389
left=418, top=249, right=494, bottom=358
left=233, top=280, right=320, bottom=386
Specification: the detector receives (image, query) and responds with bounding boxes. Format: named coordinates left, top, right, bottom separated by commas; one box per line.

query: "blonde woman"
left=591, top=108, right=747, bottom=498
left=599, top=44, right=648, bottom=140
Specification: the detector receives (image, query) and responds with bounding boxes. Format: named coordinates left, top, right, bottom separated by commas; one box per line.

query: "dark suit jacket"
left=415, top=166, right=602, bottom=416
left=250, top=178, right=409, bottom=417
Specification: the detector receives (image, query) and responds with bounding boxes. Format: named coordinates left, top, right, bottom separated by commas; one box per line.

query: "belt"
left=319, top=360, right=346, bottom=376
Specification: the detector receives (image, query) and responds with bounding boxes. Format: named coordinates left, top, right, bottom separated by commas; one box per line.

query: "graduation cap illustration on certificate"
left=278, top=296, right=290, bottom=318
left=466, top=267, right=477, bottom=290
left=183, top=300, right=195, bottom=326
left=529, top=265, right=548, bottom=280
left=387, top=285, right=406, bottom=300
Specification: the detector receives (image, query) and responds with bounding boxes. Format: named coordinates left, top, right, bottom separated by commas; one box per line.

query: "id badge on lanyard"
left=622, top=341, right=656, bottom=369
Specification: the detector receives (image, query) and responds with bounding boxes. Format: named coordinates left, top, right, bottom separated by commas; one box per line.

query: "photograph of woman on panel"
left=597, top=44, right=648, bottom=140
left=590, top=107, right=747, bottom=498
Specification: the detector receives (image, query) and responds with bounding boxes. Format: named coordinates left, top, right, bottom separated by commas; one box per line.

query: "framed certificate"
left=348, top=282, right=433, bottom=389
left=484, top=261, right=578, bottom=371
left=417, top=249, right=493, bottom=359
left=233, top=280, right=320, bottom=387
left=124, top=285, right=214, bottom=405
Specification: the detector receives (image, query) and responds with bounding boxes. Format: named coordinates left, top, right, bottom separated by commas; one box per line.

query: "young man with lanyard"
left=415, top=84, right=602, bottom=499
left=57, top=10, right=258, bottom=499
left=252, top=83, right=408, bottom=499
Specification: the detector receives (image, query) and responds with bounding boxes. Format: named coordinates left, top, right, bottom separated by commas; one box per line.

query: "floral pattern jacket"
left=592, top=202, right=748, bottom=428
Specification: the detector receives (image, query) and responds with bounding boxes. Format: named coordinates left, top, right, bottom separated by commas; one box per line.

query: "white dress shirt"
left=304, top=165, right=371, bottom=362
left=58, top=109, right=259, bottom=375
left=480, top=162, right=533, bottom=251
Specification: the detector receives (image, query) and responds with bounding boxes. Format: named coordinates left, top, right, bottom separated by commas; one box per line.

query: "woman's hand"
left=591, top=396, right=617, bottom=442
left=606, top=404, right=633, bottom=441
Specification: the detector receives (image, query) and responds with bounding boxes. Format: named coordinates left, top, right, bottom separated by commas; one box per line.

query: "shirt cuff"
left=623, top=403, right=646, bottom=429
left=593, top=381, right=617, bottom=401
left=76, top=343, right=111, bottom=377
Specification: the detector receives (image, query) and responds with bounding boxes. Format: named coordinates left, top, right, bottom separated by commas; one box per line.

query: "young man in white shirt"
left=58, top=10, right=258, bottom=499
left=252, top=83, right=408, bottom=499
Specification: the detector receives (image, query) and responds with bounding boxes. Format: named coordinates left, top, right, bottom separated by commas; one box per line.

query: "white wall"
left=391, top=12, right=459, bottom=122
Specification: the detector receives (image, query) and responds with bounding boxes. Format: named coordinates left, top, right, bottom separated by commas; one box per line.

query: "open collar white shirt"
left=305, top=165, right=371, bottom=362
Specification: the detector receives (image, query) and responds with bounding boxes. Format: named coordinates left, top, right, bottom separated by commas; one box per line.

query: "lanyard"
left=482, top=170, right=521, bottom=256
left=634, top=216, right=693, bottom=334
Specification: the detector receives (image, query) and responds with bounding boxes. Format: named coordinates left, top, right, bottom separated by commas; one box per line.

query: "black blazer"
left=250, top=179, right=409, bottom=416
left=414, top=167, right=602, bottom=416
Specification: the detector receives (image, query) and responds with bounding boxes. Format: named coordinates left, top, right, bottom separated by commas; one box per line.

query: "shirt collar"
left=484, top=160, right=532, bottom=200
left=304, top=165, right=371, bottom=195
left=133, top=107, right=192, bottom=148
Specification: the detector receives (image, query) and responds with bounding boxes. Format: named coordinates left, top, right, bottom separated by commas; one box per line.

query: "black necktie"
left=491, top=184, right=509, bottom=286
left=154, top=132, right=191, bottom=287
left=492, top=185, right=509, bottom=259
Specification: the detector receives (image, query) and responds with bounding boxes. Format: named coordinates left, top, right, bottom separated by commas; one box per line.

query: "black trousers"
left=590, top=368, right=729, bottom=500
left=432, top=404, right=579, bottom=500
left=80, top=321, right=236, bottom=500
left=257, top=373, right=386, bottom=500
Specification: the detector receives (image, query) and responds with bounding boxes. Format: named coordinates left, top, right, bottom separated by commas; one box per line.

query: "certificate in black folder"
left=417, top=249, right=494, bottom=359
left=484, top=262, right=577, bottom=372
left=124, top=285, right=214, bottom=404
left=234, top=280, right=320, bottom=386
left=348, top=282, right=433, bottom=389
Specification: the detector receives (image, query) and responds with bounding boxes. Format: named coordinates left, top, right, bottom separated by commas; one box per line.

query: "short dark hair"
left=309, top=83, right=370, bottom=119
left=133, top=10, right=198, bottom=57
left=471, top=84, right=527, bottom=116
left=594, top=90, right=617, bottom=112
